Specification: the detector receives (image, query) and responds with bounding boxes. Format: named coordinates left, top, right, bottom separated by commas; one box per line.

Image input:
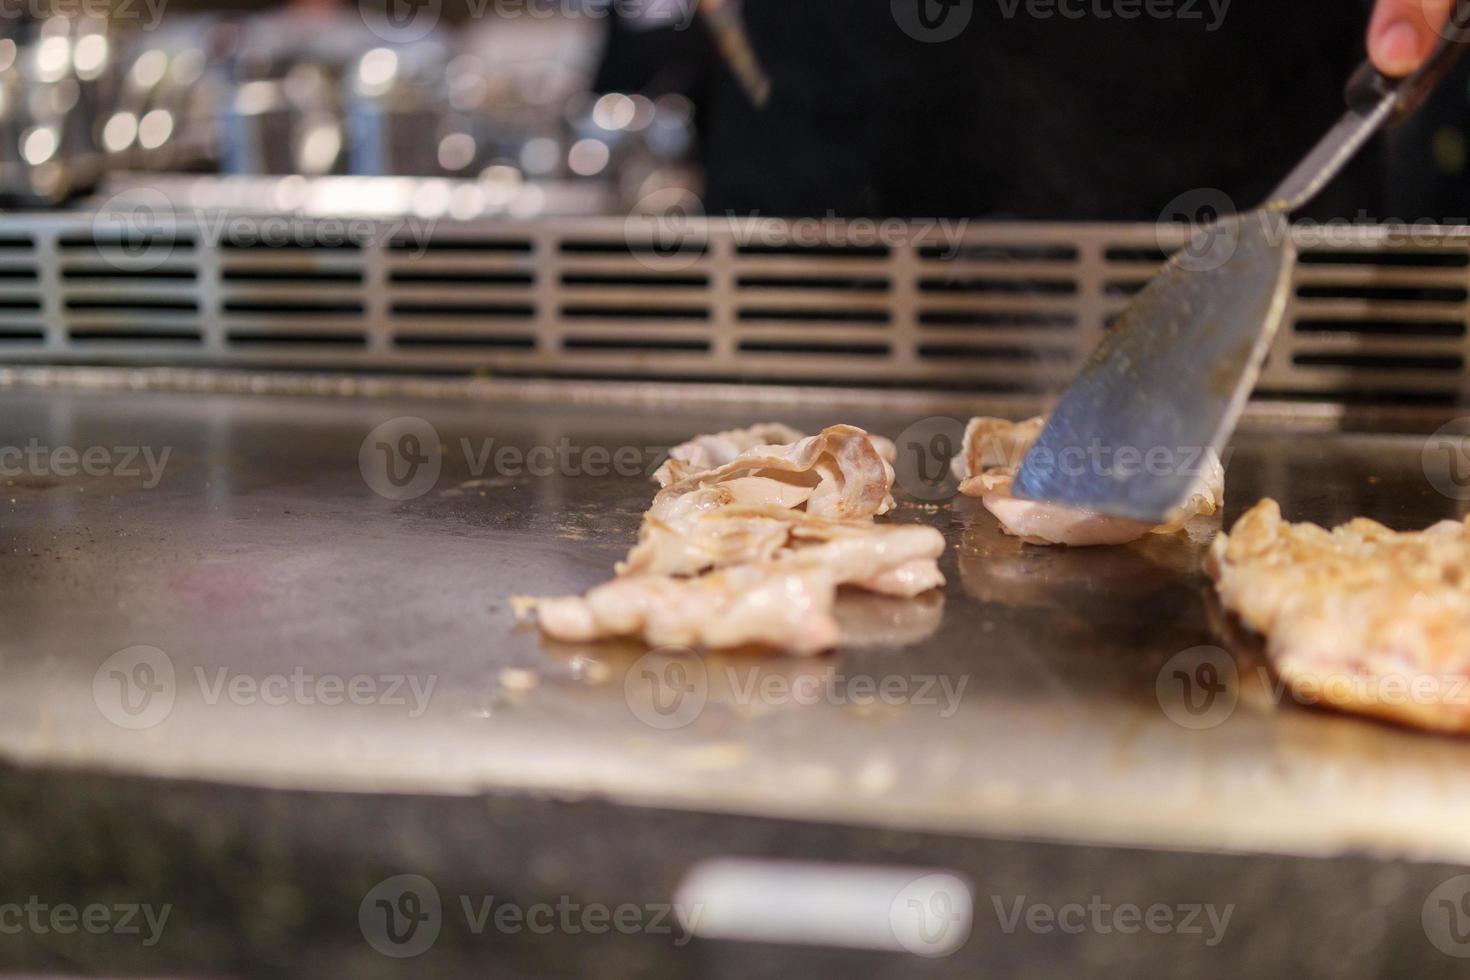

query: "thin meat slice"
left=653, top=422, right=806, bottom=486
left=522, top=422, right=940, bottom=655
left=1208, top=499, right=1470, bottom=734
left=952, top=415, right=1224, bottom=547
left=525, top=520, right=946, bottom=655
left=654, top=424, right=896, bottom=522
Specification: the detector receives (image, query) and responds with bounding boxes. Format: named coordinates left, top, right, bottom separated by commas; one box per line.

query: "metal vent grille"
left=0, top=234, right=44, bottom=348
left=5, top=212, right=1470, bottom=402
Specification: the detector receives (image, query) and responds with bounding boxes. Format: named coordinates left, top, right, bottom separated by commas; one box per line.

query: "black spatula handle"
left=1346, top=0, right=1470, bottom=121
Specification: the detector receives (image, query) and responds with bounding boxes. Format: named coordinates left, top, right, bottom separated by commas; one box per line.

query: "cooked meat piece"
left=529, top=564, right=843, bottom=654
left=624, top=424, right=899, bottom=577
left=655, top=424, right=897, bottom=486
left=952, top=415, right=1224, bottom=547
left=653, top=424, right=896, bottom=522
left=949, top=416, right=1047, bottom=481
left=1208, top=499, right=1470, bottom=734
left=523, top=421, right=940, bottom=654
left=619, top=493, right=806, bottom=577
left=525, top=521, right=946, bottom=655
left=654, top=422, right=806, bottom=486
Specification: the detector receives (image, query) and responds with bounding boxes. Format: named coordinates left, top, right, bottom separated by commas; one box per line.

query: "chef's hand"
left=1369, top=0, right=1454, bottom=76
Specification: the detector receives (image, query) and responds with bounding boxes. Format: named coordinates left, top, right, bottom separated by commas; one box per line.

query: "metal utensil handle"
left=1346, top=0, right=1470, bottom=120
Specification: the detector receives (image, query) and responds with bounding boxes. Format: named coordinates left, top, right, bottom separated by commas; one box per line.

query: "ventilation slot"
left=738, top=308, right=888, bottom=324
left=223, top=300, right=364, bottom=316
left=0, top=267, right=38, bottom=281
left=58, top=233, right=196, bottom=252
left=736, top=243, right=887, bottom=259
left=1103, top=246, right=1170, bottom=264
left=393, top=334, right=536, bottom=349
left=390, top=302, right=534, bottom=319
left=1295, top=284, right=1467, bottom=303
left=223, top=269, right=362, bottom=284
left=394, top=237, right=532, bottom=253
left=219, top=238, right=360, bottom=252
left=561, top=305, right=709, bottom=321
left=919, top=311, right=1075, bottom=329
left=919, top=277, right=1077, bottom=296
left=738, top=340, right=890, bottom=357
left=564, top=337, right=710, bottom=352
left=562, top=273, right=707, bottom=289
left=0, top=236, right=35, bottom=251
left=68, top=327, right=202, bottom=344
left=0, top=327, right=44, bottom=342
left=391, top=271, right=534, bottom=286
left=62, top=266, right=196, bottom=282
left=1298, top=249, right=1470, bottom=268
left=1294, top=318, right=1465, bottom=337
left=737, top=275, right=888, bottom=292
left=561, top=240, right=708, bottom=258
left=1293, top=352, right=1463, bottom=372
left=919, top=243, right=1076, bottom=263
left=0, top=299, right=42, bottom=312
left=917, top=343, right=1073, bottom=362
left=66, top=298, right=196, bottom=313
left=227, top=330, right=366, bottom=347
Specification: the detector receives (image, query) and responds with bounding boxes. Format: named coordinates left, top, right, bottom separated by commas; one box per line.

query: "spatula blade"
left=1011, top=212, right=1295, bottom=523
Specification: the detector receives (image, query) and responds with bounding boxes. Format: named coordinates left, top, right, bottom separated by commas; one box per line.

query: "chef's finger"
left=1369, top=0, right=1455, bottom=76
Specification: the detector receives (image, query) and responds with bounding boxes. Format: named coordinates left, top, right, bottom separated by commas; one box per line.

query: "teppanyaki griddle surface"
left=0, top=382, right=1467, bottom=863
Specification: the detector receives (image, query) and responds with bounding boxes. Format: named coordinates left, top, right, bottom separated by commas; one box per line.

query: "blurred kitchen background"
left=0, top=0, right=707, bottom=219
left=8, top=0, right=1470, bottom=221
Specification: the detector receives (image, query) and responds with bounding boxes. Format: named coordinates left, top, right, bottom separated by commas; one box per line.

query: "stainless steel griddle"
left=3, top=372, right=1469, bottom=862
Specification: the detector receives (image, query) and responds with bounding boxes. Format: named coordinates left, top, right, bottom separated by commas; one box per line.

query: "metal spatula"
left=1012, top=7, right=1470, bottom=523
